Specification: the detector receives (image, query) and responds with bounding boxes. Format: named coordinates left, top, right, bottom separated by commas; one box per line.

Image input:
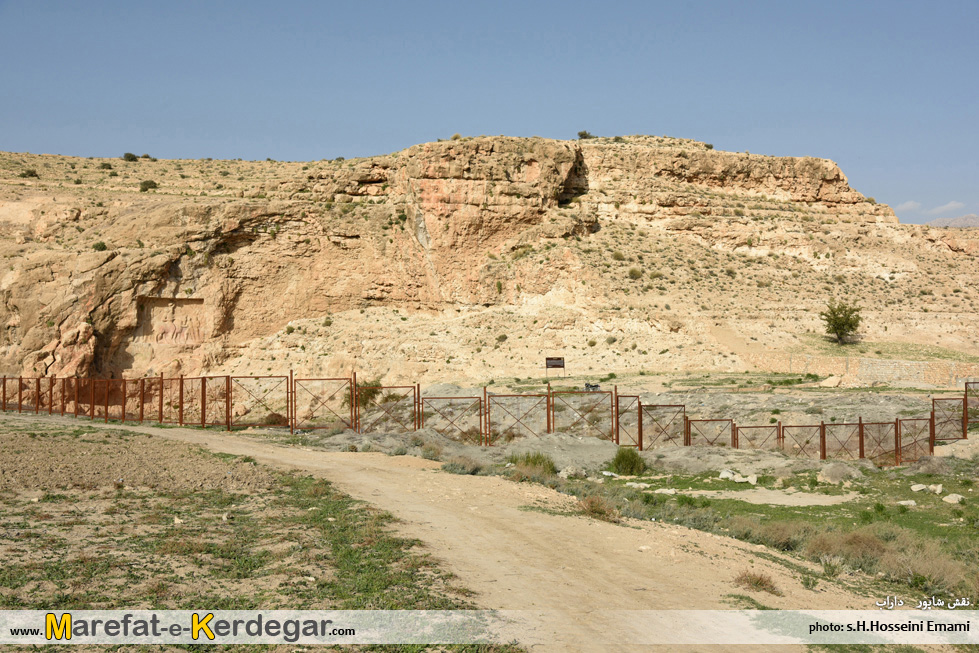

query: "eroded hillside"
left=1, top=136, right=977, bottom=383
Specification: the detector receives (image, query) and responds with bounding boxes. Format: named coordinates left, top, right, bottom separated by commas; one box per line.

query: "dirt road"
left=4, top=415, right=873, bottom=651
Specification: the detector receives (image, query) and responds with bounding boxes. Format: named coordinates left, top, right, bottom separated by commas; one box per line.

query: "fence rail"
left=0, top=374, right=967, bottom=466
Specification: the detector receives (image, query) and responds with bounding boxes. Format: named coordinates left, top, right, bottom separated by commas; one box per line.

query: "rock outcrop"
left=0, top=135, right=975, bottom=383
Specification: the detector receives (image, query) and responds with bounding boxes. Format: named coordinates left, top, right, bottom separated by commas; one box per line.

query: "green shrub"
left=92, top=241, right=107, bottom=252
left=18, top=168, right=39, bottom=178
left=612, top=250, right=625, bottom=261
left=139, top=180, right=158, bottom=192
left=442, top=457, right=481, bottom=475
left=122, top=152, right=138, bottom=162
left=628, top=267, right=642, bottom=280
left=577, top=130, right=595, bottom=140
left=609, top=447, right=646, bottom=475
left=506, top=451, right=557, bottom=476
left=98, top=162, right=113, bottom=170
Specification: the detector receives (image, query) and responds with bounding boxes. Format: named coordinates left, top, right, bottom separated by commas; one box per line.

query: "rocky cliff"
left=1, top=135, right=976, bottom=383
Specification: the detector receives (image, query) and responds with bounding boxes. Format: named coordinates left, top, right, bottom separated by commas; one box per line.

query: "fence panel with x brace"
left=293, top=378, right=353, bottom=431
left=688, top=419, right=733, bottom=448
left=355, top=386, right=418, bottom=435
left=640, top=405, right=685, bottom=448
left=550, top=391, right=613, bottom=441
left=967, top=382, right=979, bottom=437
left=736, top=425, right=779, bottom=451
left=823, top=422, right=861, bottom=460
left=615, top=395, right=641, bottom=448
left=781, top=425, right=821, bottom=459
left=933, top=397, right=966, bottom=441
left=864, top=421, right=898, bottom=466
left=899, top=418, right=932, bottom=464
left=421, top=397, right=483, bottom=444
left=486, top=394, right=548, bottom=445
left=230, top=376, right=289, bottom=429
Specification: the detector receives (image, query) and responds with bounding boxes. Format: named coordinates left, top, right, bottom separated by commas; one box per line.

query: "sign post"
left=545, top=357, right=566, bottom=378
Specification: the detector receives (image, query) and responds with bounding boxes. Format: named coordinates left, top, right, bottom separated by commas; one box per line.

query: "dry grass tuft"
left=578, top=495, right=620, bottom=523
left=734, top=569, right=783, bottom=596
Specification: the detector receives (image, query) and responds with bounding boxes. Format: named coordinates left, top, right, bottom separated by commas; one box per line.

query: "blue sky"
left=1, top=1, right=976, bottom=224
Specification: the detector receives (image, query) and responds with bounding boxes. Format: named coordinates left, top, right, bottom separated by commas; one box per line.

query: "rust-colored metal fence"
left=933, top=397, right=965, bottom=441
left=736, top=424, right=779, bottom=451
left=967, top=381, right=978, bottom=436
left=824, top=422, right=861, bottom=460
left=486, top=394, right=548, bottom=445
left=354, top=385, right=418, bottom=435
left=231, top=376, right=288, bottom=429
left=781, top=424, right=821, bottom=459
left=615, top=395, right=641, bottom=448
left=0, top=372, right=968, bottom=467
left=549, top=390, right=613, bottom=440
left=421, top=397, right=483, bottom=443
left=688, top=419, right=734, bottom=448
left=899, top=418, right=932, bottom=463
left=641, top=405, right=685, bottom=447
left=294, top=377, right=353, bottom=431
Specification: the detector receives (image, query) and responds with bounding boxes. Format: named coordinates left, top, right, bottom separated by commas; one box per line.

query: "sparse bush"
left=92, top=241, right=107, bottom=251
left=442, top=456, right=481, bottom=475
left=611, top=250, right=625, bottom=261
left=122, top=152, right=138, bottom=162
left=734, top=569, right=782, bottom=596
left=506, top=451, right=557, bottom=476
left=18, top=168, right=39, bottom=178
left=577, top=130, right=595, bottom=140
left=285, top=325, right=295, bottom=335
left=578, top=495, right=619, bottom=522
left=139, top=180, right=158, bottom=192
left=628, top=267, right=642, bottom=280
left=609, top=447, right=646, bottom=475
left=421, top=444, right=442, bottom=461
left=496, top=334, right=507, bottom=342
left=99, top=162, right=113, bottom=170
left=390, top=446, right=407, bottom=456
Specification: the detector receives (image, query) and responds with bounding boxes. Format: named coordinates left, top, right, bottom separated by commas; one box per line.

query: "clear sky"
left=1, top=0, right=976, bottom=224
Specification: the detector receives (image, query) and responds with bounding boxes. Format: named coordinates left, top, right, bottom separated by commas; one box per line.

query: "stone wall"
left=743, top=352, right=979, bottom=389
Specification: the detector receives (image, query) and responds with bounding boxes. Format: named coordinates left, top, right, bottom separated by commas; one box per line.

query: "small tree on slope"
left=820, top=300, right=862, bottom=344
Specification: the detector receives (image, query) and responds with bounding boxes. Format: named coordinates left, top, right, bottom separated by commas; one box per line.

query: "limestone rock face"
left=0, top=134, right=974, bottom=383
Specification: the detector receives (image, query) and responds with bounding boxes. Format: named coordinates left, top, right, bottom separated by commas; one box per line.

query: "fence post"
left=485, top=388, right=491, bottom=446
left=34, top=377, right=40, bottom=414
left=225, top=376, right=231, bottom=431
left=289, top=369, right=294, bottom=435
left=1, top=377, right=5, bottom=411
left=546, top=383, right=551, bottom=434
left=18, top=377, right=23, bottom=414
left=60, top=378, right=66, bottom=416
left=48, top=378, right=54, bottom=415
left=895, top=418, right=901, bottom=466
left=637, top=400, right=643, bottom=451
left=178, top=375, right=184, bottom=426
left=857, top=417, right=864, bottom=459
left=159, top=373, right=164, bottom=423
left=683, top=415, right=690, bottom=446
left=964, top=386, right=969, bottom=440
left=352, top=371, right=358, bottom=433
left=777, top=420, right=782, bottom=449
left=139, top=379, right=145, bottom=423
left=929, top=410, right=936, bottom=455
left=819, top=421, right=826, bottom=460
left=74, top=378, right=79, bottom=418
left=732, top=422, right=737, bottom=449
left=482, top=386, right=488, bottom=446
left=613, top=385, right=619, bottom=444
